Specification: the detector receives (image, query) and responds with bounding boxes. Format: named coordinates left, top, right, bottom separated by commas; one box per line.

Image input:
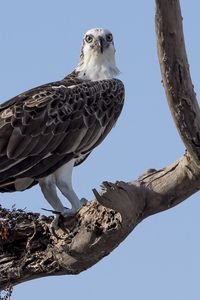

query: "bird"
left=0, top=28, right=125, bottom=228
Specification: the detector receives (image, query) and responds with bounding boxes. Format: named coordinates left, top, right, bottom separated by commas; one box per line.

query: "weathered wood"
left=1, top=153, right=200, bottom=290
left=1, top=0, right=200, bottom=292
left=156, top=0, right=200, bottom=165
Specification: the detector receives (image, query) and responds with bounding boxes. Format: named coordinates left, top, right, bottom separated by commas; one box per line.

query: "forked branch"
left=1, top=0, right=200, bottom=292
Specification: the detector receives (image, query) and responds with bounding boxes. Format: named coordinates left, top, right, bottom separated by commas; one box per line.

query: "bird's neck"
left=75, top=52, right=119, bottom=81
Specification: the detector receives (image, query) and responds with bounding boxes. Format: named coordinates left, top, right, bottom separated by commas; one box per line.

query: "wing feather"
left=7, top=127, right=32, bottom=158
left=0, top=78, right=124, bottom=187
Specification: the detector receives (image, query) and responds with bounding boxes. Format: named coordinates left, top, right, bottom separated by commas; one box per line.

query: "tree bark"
left=1, top=0, right=200, bottom=292
left=156, top=0, right=200, bottom=165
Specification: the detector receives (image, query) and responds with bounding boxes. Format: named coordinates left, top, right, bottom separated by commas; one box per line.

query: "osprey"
left=0, top=28, right=124, bottom=227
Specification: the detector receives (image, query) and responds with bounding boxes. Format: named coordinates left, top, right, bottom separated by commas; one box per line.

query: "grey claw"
left=42, top=207, right=61, bottom=215
left=80, top=198, right=88, bottom=205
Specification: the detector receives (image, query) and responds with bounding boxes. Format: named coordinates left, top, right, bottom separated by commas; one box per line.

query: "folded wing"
left=0, top=78, right=124, bottom=190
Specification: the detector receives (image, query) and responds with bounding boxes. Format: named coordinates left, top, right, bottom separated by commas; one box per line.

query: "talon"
left=49, top=213, right=69, bottom=237
left=61, top=207, right=78, bottom=217
left=50, top=217, right=58, bottom=233
left=42, top=207, right=62, bottom=215
left=80, top=198, right=88, bottom=205
left=49, top=215, right=64, bottom=239
left=48, top=200, right=87, bottom=237
left=49, top=208, right=77, bottom=238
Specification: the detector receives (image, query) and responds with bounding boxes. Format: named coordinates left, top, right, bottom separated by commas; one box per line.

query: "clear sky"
left=1, top=1, right=200, bottom=299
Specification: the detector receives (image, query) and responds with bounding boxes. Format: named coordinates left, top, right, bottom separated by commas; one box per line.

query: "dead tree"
left=0, top=0, right=199, bottom=292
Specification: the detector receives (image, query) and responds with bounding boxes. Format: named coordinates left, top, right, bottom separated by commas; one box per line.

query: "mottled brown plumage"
left=0, top=28, right=124, bottom=227
left=0, top=74, right=124, bottom=191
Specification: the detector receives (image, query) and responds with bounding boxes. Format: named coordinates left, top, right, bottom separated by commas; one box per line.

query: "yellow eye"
left=85, top=35, right=93, bottom=43
left=106, top=34, right=113, bottom=42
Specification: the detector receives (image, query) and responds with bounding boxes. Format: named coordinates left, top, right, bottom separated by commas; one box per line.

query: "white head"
left=76, top=28, right=119, bottom=81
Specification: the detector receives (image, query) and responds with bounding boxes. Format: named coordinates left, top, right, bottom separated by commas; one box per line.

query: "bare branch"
left=1, top=153, right=200, bottom=290
left=1, top=0, right=200, bottom=292
left=156, top=0, right=200, bottom=165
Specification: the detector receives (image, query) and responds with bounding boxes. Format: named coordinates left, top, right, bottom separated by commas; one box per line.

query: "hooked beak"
left=97, top=37, right=108, bottom=53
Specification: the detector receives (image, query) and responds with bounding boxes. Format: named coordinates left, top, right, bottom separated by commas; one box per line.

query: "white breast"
left=76, top=49, right=119, bottom=81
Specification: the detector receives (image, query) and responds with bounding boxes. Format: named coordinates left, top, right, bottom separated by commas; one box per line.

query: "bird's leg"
left=39, top=175, right=69, bottom=229
left=54, top=160, right=87, bottom=216
left=39, top=175, right=67, bottom=212
left=39, top=160, right=87, bottom=231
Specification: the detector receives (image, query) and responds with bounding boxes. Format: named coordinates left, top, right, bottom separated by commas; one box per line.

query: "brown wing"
left=0, top=78, right=124, bottom=189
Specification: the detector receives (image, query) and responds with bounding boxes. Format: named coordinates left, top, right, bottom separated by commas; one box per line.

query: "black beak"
left=98, top=37, right=104, bottom=53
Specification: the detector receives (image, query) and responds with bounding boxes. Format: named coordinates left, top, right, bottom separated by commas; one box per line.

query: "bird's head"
left=76, top=28, right=119, bottom=81
left=82, top=28, right=115, bottom=55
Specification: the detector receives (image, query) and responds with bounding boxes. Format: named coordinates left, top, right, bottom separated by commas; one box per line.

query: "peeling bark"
left=1, top=0, right=200, bottom=292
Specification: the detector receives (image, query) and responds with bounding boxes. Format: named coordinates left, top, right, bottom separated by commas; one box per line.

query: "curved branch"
left=1, top=0, right=200, bottom=292
left=1, top=153, right=200, bottom=290
left=156, top=0, right=200, bottom=165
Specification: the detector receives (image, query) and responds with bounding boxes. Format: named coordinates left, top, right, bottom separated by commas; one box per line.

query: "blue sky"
left=1, top=1, right=200, bottom=299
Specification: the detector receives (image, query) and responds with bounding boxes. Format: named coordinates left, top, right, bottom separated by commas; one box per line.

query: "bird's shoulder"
left=0, top=74, right=125, bottom=127
left=0, top=72, right=124, bottom=113
left=0, top=73, right=125, bottom=137
left=0, top=74, right=124, bottom=171
left=0, top=75, right=82, bottom=112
